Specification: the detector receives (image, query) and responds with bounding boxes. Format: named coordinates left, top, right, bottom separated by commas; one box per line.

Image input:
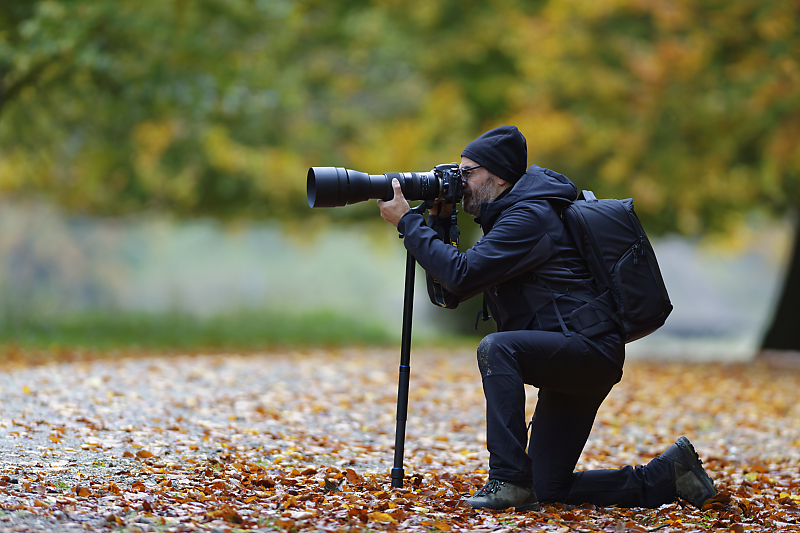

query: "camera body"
left=307, top=163, right=463, bottom=208
left=429, top=163, right=462, bottom=206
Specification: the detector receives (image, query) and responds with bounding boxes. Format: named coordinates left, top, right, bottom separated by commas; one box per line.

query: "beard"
left=463, top=175, right=502, bottom=217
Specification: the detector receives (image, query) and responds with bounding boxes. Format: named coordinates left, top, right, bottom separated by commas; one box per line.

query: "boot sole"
left=466, top=500, right=541, bottom=512
left=675, top=436, right=717, bottom=507
left=513, top=501, right=541, bottom=512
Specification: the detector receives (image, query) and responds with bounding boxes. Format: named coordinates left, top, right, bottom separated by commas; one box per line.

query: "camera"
left=307, top=163, right=463, bottom=208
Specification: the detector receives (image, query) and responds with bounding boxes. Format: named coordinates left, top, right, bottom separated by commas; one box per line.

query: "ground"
left=1, top=348, right=799, bottom=532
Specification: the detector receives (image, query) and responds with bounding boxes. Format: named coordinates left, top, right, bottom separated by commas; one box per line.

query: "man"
left=377, top=125, right=717, bottom=511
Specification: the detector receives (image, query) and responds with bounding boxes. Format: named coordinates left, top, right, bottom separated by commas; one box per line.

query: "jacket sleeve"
left=397, top=203, right=553, bottom=303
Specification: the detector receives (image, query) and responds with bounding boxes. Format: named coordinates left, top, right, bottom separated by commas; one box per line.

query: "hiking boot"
left=465, top=479, right=540, bottom=511
left=661, top=436, right=717, bottom=508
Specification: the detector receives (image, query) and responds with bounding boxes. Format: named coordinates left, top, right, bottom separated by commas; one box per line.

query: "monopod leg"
left=391, top=250, right=416, bottom=488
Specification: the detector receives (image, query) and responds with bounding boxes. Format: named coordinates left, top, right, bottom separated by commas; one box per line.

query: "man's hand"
left=377, top=179, right=410, bottom=227
left=429, top=199, right=454, bottom=219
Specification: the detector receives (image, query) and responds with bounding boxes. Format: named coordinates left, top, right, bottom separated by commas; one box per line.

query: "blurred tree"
left=0, top=0, right=466, bottom=220
left=1, top=0, right=799, bottom=348
left=493, top=0, right=800, bottom=351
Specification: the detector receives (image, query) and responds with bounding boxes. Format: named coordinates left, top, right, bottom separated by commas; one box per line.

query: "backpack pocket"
left=614, top=243, right=665, bottom=327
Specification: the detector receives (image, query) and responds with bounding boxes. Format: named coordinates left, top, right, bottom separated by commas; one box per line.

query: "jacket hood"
left=478, top=164, right=578, bottom=229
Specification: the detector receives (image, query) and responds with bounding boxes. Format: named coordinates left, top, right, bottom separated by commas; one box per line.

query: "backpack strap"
left=474, top=294, right=492, bottom=329
left=528, top=275, right=618, bottom=338
left=545, top=281, right=572, bottom=337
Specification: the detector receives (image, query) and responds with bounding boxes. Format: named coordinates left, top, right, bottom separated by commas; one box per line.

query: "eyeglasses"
left=460, top=165, right=483, bottom=180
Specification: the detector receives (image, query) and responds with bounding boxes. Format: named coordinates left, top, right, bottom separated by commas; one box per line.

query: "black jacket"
left=397, top=164, right=607, bottom=333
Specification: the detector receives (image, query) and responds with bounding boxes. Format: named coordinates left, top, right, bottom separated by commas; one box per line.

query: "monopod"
left=390, top=246, right=417, bottom=488
left=391, top=200, right=459, bottom=488
left=390, top=200, right=431, bottom=488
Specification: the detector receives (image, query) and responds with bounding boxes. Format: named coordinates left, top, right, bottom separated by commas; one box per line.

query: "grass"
left=0, top=308, right=395, bottom=352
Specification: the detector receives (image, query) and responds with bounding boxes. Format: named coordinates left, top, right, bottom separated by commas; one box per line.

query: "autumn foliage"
left=1, top=1, right=798, bottom=233
left=1, top=348, right=799, bottom=531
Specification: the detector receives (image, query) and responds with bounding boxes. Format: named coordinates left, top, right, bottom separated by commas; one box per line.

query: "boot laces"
left=475, top=479, right=504, bottom=496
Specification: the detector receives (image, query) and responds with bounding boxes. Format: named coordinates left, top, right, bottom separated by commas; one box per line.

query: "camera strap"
left=448, top=221, right=460, bottom=247
left=448, top=196, right=460, bottom=246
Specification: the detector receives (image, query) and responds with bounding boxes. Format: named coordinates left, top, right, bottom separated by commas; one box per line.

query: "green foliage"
left=1, top=0, right=799, bottom=235
left=0, top=308, right=393, bottom=349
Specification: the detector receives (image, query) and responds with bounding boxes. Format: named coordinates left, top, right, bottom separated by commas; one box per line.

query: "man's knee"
left=477, top=333, right=514, bottom=377
left=535, top=475, right=574, bottom=504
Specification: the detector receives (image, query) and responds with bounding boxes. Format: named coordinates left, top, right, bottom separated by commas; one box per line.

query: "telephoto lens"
left=307, top=167, right=441, bottom=208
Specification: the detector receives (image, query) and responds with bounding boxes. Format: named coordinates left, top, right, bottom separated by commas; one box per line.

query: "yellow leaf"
left=23, top=386, right=30, bottom=394
left=368, top=512, right=397, bottom=524
left=245, top=496, right=258, bottom=503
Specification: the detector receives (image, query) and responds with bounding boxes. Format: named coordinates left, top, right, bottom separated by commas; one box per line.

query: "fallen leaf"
left=368, top=512, right=397, bottom=524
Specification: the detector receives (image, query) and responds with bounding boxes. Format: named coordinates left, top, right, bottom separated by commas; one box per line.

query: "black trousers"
left=478, top=329, right=674, bottom=508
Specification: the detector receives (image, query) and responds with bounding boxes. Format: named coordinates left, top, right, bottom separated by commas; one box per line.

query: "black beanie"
left=461, top=125, right=527, bottom=184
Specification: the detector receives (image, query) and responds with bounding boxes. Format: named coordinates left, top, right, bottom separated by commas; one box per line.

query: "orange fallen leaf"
left=368, top=512, right=397, bottom=524
left=136, top=450, right=154, bottom=459
left=284, top=496, right=298, bottom=509
left=122, top=451, right=135, bottom=458
left=142, top=497, right=154, bottom=511
left=347, top=508, right=369, bottom=523
left=345, top=468, right=361, bottom=484
left=205, top=505, right=243, bottom=524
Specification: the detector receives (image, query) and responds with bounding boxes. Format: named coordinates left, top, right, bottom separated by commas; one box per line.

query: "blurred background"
left=1, top=0, right=798, bottom=359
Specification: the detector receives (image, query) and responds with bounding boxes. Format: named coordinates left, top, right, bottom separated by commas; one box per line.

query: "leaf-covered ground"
left=1, top=348, right=799, bottom=532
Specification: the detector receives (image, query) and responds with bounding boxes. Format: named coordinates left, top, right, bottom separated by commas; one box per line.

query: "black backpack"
left=559, top=190, right=672, bottom=343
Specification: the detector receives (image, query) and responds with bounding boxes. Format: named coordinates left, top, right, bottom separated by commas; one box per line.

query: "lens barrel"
left=307, top=167, right=440, bottom=208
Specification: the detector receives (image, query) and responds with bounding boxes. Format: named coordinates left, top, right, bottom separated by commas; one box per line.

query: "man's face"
left=460, top=157, right=504, bottom=217
left=460, top=157, right=490, bottom=195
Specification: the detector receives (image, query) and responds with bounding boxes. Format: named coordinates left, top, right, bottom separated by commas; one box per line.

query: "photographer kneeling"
left=377, top=125, right=717, bottom=511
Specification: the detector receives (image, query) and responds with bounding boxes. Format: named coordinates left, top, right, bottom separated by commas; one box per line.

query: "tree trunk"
left=760, top=222, right=800, bottom=352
